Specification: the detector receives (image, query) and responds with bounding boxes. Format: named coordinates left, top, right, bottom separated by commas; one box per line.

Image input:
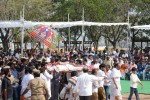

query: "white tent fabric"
left=33, top=21, right=129, bottom=28
left=0, top=20, right=33, bottom=28
left=131, top=25, right=150, bottom=30
left=0, top=20, right=129, bottom=28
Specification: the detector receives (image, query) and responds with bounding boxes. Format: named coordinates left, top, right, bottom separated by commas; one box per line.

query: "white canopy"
left=0, top=20, right=129, bottom=28
left=0, top=20, right=32, bottom=28
left=131, top=25, right=150, bottom=30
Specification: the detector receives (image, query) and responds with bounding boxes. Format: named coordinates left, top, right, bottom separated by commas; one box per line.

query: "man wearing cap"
left=22, top=68, right=49, bottom=100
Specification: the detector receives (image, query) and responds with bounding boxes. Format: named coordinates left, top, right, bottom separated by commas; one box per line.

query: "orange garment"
left=120, top=64, right=128, bottom=75
left=20, top=95, right=25, bottom=100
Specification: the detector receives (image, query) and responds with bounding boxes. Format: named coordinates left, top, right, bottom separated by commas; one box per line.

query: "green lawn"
left=121, top=80, right=150, bottom=94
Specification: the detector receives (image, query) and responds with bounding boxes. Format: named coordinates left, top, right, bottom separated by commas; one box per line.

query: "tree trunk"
left=93, top=40, right=99, bottom=51
left=105, top=37, right=108, bottom=48
left=2, top=40, right=9, bottom=52
left=112, top=42, right=117, bottom=49
left=0, top=28, right=10, bottom=52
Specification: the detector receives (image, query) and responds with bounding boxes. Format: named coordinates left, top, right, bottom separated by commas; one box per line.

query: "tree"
left=50, top=0, right=131, bottom=50
left=129, top=0, right=150, bottom=50
left=103, top=25, right=128, bottom=49
left=0, top=0, right=18, bottom=51
left=0, top=0, right=54, bottom=51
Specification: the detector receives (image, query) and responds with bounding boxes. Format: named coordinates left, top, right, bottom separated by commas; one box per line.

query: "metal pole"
left=21, top=6, right=25, bottom=57
left=127, top=12, right=130, bottom=51
left=68, top=13, right=71, bottom=51
left=82, top=8, right=85, bottom=51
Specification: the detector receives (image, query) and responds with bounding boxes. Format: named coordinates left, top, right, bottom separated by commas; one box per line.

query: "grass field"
left=121, top=80, right=150, bottom=94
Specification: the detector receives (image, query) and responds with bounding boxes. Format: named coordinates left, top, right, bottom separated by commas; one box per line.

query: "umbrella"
left=28, top=24, right=59, bottom=48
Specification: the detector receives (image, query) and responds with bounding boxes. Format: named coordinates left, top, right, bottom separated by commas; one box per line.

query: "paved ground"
left=122, top=94, right=150, bottom=100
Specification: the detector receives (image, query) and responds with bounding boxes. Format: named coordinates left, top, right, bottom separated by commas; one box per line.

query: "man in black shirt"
left=2, top=66, right=13, bottom=100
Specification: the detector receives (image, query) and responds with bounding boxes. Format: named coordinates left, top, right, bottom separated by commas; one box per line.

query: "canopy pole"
left=81, top=8, right=85, bottom=51
left=68, top=13, right=71, bottom=51
left=127, top=12, right=130, bottom=51
left=21, top=6, right=25, bottom=57
left=127, top=12, right=132, bottom=51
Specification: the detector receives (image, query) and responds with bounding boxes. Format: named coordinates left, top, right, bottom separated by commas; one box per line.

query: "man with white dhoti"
left=110, top=63, right=122, bottom=100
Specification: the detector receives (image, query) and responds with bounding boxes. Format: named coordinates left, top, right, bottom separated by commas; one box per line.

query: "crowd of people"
left=0, top=47, right=149, bottom=100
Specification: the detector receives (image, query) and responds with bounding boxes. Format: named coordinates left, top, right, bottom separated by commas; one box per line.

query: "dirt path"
left=122, top=94, right=150, bottom=100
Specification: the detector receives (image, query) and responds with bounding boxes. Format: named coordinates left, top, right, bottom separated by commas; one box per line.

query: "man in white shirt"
left=21, top=67, right=34, bottom=100
left=122, top=51, right=128, bottom=58
left=128, top=67, right=143, bottom=100
left=110, top=63, right=122, bottom=100
left=118, top=57, right=124, bottom=66
left=91, top=69, right=99, bottom=100
left=44, top=67, right=53, bottom=98
left=94, top=59, right=100, bottom=69
left=97, top=64, right=106, bottom=100
left=73, top=68, right=100, bottom=100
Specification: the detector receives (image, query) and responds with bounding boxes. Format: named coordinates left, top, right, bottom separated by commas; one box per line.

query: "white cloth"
left=119, top=60, right=124, bottom=66
left=130, top=73, right=140, bottom=88
left=97, top=70, right=106, bottom=87
left=73, top=73, right=99, bottom=96
left=21, top=74, right=34, bottom=98
left=40, top=73, right=47, bottom=82
left=115, top=53, right=119, bottom=57
left=122, top=53, right=128, bottom=58
left=44, top=70, right=53, bottom=97
left=104, top=70, right=112, bottom=86
left=67, top=73, right=71, bottom=81
left=94, top=63, right=100, bottom=69
left=110, top=68, right=121, bottom=83
left=99, top=58, right=103, bottom=65
left=92, top=75, right=99, bottom=93
left=77, top=71, right=83, bottom=76
left=60, top=86, right=69, bottom=99
left=87, top=59, right=92, bottom=66
left=15, top=53, right=20, bottom=59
